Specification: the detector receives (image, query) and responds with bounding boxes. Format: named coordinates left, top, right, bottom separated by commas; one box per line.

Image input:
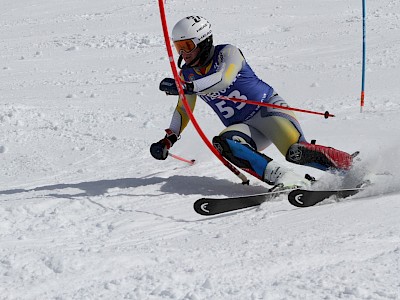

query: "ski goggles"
left=173, top=39, right=197, bottom=54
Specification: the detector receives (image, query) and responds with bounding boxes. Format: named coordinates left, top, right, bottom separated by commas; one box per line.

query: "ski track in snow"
left=1, top=0, right=399, bottom=299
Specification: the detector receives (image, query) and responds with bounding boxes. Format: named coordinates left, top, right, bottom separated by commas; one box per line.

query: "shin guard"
left=213, top=136, right=272, bottom=180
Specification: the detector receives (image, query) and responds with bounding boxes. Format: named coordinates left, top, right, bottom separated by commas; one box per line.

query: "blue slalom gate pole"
left=360, top=0, right=366, bottom=112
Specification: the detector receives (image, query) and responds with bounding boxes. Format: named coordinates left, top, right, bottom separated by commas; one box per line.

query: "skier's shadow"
left=0, top=175, right=267, bottom=199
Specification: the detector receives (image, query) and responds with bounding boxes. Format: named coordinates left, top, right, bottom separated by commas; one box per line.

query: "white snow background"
left=1, top=0, right=399, bottom=299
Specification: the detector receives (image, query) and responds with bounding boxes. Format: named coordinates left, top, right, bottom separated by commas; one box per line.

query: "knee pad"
left=213, top=130, right=257, bottom=160
left=219, top=130, right=257, bottom=150
left=213, top=136, right=248, bottom=167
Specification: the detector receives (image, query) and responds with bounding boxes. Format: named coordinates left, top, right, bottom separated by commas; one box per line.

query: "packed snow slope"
left=1, top=0, right=399, bottom=299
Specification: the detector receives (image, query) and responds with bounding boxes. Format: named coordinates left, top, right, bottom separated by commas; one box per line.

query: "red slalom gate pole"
left=216, top=96, right=334, bottom=119
left=158, top=0, right=249, bottom=184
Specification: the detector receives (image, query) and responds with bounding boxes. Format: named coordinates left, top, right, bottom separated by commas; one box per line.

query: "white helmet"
left=172, top=16, right=214, bottom=68
left=172, top=16, right=212, bottom=44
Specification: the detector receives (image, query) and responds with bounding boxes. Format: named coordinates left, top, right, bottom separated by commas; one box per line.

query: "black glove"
left=150, top=129, right=179, bottom=160
left=159, top=78, right=194, bottom=95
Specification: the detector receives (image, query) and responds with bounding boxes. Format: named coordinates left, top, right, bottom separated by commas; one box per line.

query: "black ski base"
left=194, top=189, right=291, bottom=216
left=194, top=187, right=365, bottom=215
left=288, top=188, right=363, bottom=208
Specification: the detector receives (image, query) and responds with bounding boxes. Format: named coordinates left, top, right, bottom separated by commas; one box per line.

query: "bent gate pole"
left=158, top=1, right=249, bottom=184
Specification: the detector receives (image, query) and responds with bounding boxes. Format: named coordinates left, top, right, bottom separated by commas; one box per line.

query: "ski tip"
left=193, top=199, right=213, bottom=216
left=287, top=190, right=309, bottom=207
left=288, top=187, right=363, bottom=208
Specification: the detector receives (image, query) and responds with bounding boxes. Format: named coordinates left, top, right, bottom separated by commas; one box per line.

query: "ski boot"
left=264, top=161, right=312, bottom=190
left=286, top=141, right=355, bottom=171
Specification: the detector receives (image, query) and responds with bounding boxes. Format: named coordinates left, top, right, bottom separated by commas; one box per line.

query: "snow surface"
left=1, top=0, right=399, bottom=299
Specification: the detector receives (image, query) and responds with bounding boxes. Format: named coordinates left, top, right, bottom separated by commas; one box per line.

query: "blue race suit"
left=168, top=44, right=275, bottom=133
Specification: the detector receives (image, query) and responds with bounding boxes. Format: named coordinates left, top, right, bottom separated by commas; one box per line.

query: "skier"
left=150, top=15, right=354, bottom=188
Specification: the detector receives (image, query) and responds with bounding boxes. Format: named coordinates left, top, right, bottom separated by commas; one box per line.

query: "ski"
left=194, top=189, right=292, bottom=216
left=288, top=187, right=364, bottom=208
left=194, top=185, right=366, bottom=215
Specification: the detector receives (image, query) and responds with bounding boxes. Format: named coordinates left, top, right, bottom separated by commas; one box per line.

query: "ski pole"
left=216, top=96, right=334, bottom=119
left=169, top=152, right=195, bottom=165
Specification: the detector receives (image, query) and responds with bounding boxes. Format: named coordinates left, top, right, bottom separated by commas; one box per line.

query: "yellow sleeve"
left=169, top=94, right=197, bottom=135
